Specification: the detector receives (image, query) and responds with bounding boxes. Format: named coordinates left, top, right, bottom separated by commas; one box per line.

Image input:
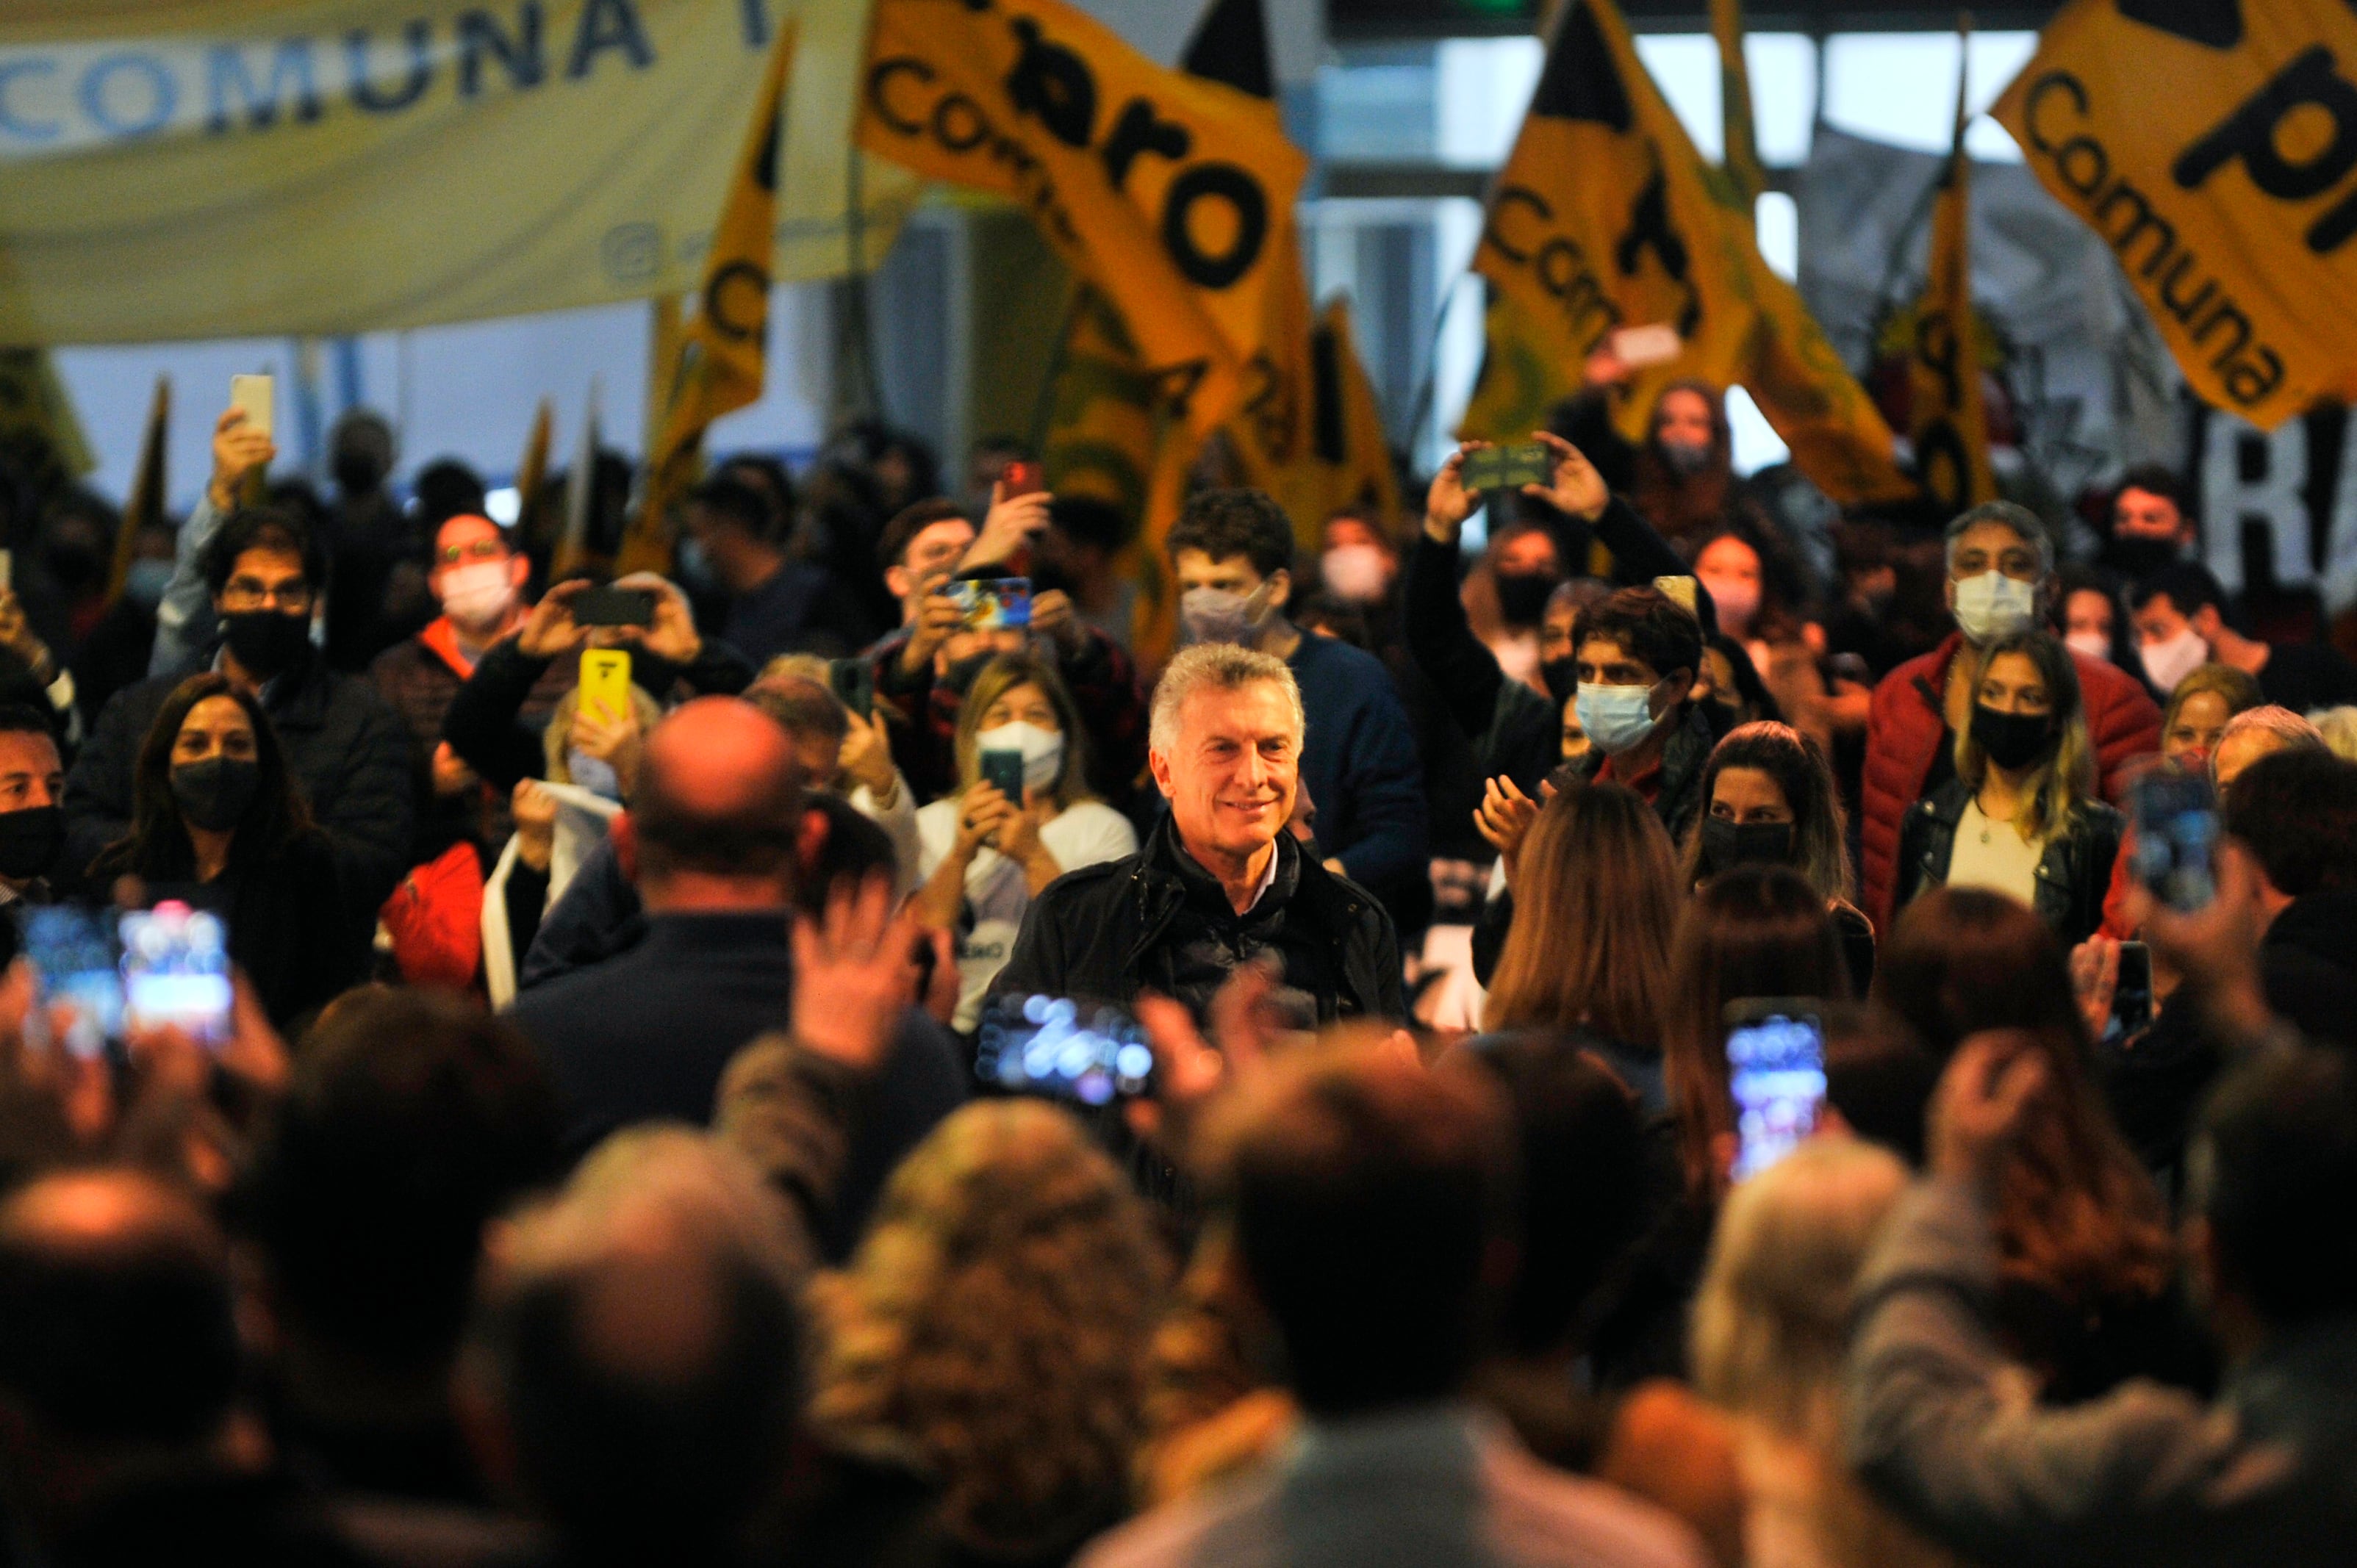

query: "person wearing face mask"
left=1407, top=435, right=1699, bottom=812
left=1859, top=501, right=2159, bottom=932
left=86, top=675, right=358, bottom=1026
left=1166, top=489, right=1430, bottom=936
left=675, top=472, right=870, bottom=665
left=0, top=708, right=71, bottom=942
left=316, top=407, right=437, bottom=673
left=1563, top=587, right=1715, bottom=841
left=1677, top=721, right=1875, bottom=993
left=2128, top=561, right=2357, bottom=715
left=1481, top=520, right=1566, bottom=690
left=911, top=655, right=1135, bottom=1031
left=74, top=423, right=416, bottom=957
left=873, top=489, right=1146, bottom=810
left=1892, top=630, right=2121, bottom=945
left=2096, top=463, right=2199, bottom=583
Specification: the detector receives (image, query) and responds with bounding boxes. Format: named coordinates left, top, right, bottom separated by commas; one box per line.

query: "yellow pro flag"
left=858, top=0, right=1309, bottom=438
left=1990, top=0, right=2357, bottom=428
left=1458, top=289, right=1579, bottom=444
left=1314, top=296, right=1401, bottom=526
left=1712, top=0, right=1767, bottom=208
left=1909, top=42, right=1998, bottom=513
left=1474, top=0, right=1912, bottom=503
left=625, top=18, right=797, bottom=575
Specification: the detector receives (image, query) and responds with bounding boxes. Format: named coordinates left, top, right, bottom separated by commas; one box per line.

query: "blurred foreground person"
left=1080, top=1048, right=1705, bottom=1568
left=0, top=1170, right=370, bottom=1567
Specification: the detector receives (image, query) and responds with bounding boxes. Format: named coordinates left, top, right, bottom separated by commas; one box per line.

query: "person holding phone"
left=913, top=655, right=1135, bottom=1032
left=1894, top=629, right=2123, bottom=946
left=86, top=674, right=358, bottom=1027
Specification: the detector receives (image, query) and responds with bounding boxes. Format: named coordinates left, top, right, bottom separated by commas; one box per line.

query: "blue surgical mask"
left=676, top=537, right=714, bottom=590
left=1574, top=680, right=1664, bottom=755
left=567, top=750, right=621, bottom=801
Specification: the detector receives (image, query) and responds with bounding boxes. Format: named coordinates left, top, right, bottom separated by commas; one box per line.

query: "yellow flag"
left=107, top=376, right=169, bottom=605
left=858, top=0, right=1310, bottom=439
left=1712, top=0, right=1767, bottom=208
left=624, top=19, right=798, bottom=576
left=1042, top=285, right=1164, bottom=526
left=1909, top=42, right=1998, bottom=514
left=1315, top=296, right=1401, bottom=527
left=1458, top=289, right=1579, bottom=445
left=1474, top=0, right=1913, bottom=503
left=1990, top=0, right=2357, bottom=428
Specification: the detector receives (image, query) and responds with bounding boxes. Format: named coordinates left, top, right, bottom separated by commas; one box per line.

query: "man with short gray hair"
left=1859, top=501, right=2159, bottom=927
left=994, top=644, right=1404, bottom=1026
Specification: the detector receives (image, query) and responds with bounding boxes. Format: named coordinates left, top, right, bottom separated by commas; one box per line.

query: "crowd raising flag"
left=1473, top=0, right=1914, bottom=504
left=626, top=18, right=801, bottom=576
left=1991, top=0, right=2357, bottom=429
left=858, top=0, right=1309, bottom=444
left=1909, top=32, right=1998, bottom=514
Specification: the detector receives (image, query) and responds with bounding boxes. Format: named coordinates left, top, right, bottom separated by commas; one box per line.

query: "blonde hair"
left=952, top=653, right=1094, bottom=811
left=542, top=679, right=662, bottom=787
left=1690, top=1137, right=1907, bottom=1438
left=1149, top=642, right=1303, bottom=760
left=1954, top=630, right=2095, bottom=844
left=811, top=1101, right=1166, bottom=1559
left=2313, top=705, right=2357, bottom=763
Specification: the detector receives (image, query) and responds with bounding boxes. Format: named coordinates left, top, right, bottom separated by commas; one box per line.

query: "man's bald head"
left=631, top=697, right=803, bottom=897
left=0, top=1170, right=239, bottom=1447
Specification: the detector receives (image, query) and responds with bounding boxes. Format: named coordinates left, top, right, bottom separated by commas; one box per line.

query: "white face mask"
left=2138, top=625, right=2209, bottom=694
left=1319, top=544, right=1390, bottom=605
left=439, top=560, right=517, bottom=633
left=1177, top=582, right=1277, bottom=647
left=975, top=720, right=1064, bottom=793
left=2064, top=629, right=2114, bottom=664
left=1951, top=570, right=2038, bottom=644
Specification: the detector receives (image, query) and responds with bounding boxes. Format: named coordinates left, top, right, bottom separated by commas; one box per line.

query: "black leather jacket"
left=1893, top=777, right=2123, bottom=946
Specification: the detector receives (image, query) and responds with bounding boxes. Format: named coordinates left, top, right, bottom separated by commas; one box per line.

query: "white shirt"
left=1944, top=799, right=2044, bottom=909
left=916, top=796, right=1137, bottom=1030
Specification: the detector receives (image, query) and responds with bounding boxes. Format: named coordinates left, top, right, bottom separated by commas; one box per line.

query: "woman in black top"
left=89, top=673, right=359, bottom=1028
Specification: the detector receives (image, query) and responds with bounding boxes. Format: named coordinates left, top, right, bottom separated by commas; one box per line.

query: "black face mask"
left=1701, top=815, right=1795, bottom=874
left=42, top=544, right=101, bottom=594
left=170, top=758, right=261, bottom=833
left=220, top=610, right=311, bottom=680
left=1971, top=704, right=2057, bottom=772
left=1495, top=571, right=1558, bottom=628
left=0, top=805, right=62, bottom=882
left=1541, top=655, right=1579, bottom=709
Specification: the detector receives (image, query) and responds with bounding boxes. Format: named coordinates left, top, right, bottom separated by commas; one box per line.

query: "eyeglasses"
left=435, top=539, right=509, bottom=567
left=220, top=578, right=314, bottom=611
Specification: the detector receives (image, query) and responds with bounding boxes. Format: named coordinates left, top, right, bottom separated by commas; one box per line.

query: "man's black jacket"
left=992, top=817, right=1407, bottom=1026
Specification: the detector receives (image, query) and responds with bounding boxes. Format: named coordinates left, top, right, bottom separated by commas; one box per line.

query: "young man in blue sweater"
left=1165, top=489, right=1430, bottom=932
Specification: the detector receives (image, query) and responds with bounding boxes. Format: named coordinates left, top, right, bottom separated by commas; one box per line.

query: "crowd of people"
left=0, top=375, right=2348, bottom=1567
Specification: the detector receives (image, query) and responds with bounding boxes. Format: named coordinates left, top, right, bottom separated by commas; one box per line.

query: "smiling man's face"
left=1151, top=679, right=1300, bottom=869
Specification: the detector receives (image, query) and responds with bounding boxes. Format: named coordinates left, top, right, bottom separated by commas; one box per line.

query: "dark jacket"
left=503, top=910, right=966, bottom=1256
left=1861, top=634, right=2158, bottom=929
left=991, top=818, right=1406, bottom=1026
left=1848, top=1179, right=2357, bottom=1568
left=65, top=652, right=416, bottom=933
left=368, top=616, right=572, bottom=763
left=1566, top=700, right=1716, bottom=846
left=2261, top=888, right=2357, bottom=1051
left=1893, top=778, right=2123, bottom=946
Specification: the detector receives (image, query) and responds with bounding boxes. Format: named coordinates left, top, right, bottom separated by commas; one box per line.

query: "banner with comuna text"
left=0, top=0, right=916, bottom=343
left=1992, top=0, right=2357, bottom=430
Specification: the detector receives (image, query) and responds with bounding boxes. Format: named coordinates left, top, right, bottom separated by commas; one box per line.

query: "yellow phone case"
left=577, top=648, right=631, bottom=722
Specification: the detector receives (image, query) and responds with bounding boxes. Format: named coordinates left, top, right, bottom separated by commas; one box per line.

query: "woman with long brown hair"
left=1482, top=780, right=1681, bottom=1110
left=1660, top=866, right=1854, bottom=1201
left=1873, top=886, right=2201, bottom=1400
left=88, top=672, right=357, bottom=1026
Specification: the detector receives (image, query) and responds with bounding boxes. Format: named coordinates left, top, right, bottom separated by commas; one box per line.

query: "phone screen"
left=828, top=657, right=874, bottom=720
left=1726, top=1004, right=1826, bottom=1182
left=23, top=905, right=123, bottom=1060
left=2111, top=941, right=2154, bottom=1039
left=1000, top=459, right=1043, bottom=497
left=949, top=577, right=1031, bottom=630
left=975, top=994, right=1155, bottom=1106
left=120, top=902, right=232, bottom=1047
left=978, top=749, right=1027, bottom=802
left=2129, top=772, right=2218, bottom=913
left=1462, top=443, right=1551, bottom=493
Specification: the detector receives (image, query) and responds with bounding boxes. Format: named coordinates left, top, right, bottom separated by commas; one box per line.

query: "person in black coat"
left=502, top=698, right=963, bottom=1258
left=994, top=643, right=1405, bottom=1027
left=67, top=504, right=415, bottom=948
left=86, top=674, right=361, bottom=1029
